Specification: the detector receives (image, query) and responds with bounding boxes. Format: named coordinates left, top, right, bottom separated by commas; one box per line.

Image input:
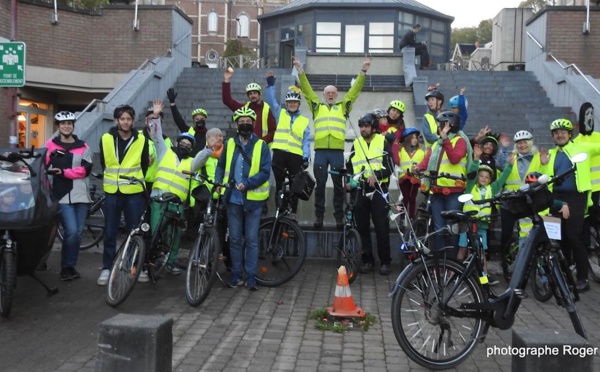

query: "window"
left=237, top=14, right=249, bottom=38
left=208, top=11, right=217, bottom=33
left=368, top=22, right=394, bottom=53
left=316, top=22, right=341, bottom=52
left=345, top=25, right=365, bottom=53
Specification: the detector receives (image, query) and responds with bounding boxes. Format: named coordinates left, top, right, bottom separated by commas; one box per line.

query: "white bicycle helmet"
left=54, top=111, right=75, bottom=122
left=513, top=130, right=533, bottom=142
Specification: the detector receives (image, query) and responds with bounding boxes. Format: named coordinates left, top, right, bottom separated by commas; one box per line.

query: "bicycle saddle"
left=156, top=192, right=181, bottom=204
left=440, top=210, right=478, bottom=220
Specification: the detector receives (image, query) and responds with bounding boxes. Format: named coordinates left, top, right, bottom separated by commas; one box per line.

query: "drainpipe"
left=8, top=0, right=18, bottom=147
left=583, top=0, right=590, bottom=35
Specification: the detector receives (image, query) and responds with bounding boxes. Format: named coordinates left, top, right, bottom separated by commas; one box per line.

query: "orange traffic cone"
left=327, top=266, right=365, bottom=318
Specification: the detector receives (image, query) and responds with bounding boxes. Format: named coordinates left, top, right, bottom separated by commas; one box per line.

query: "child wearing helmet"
left=397, top=127, right=425, bottom=219
left=457, top=145, right=515, bottom=284
left=146, top=99, right=218, bottom=276
left=422, top=86, right=444, bottom=146
left=222, top=68, right=276, bottom=145
left=264, top=71, right=311, bottom=220
left=449, top=87, right=468, bottom=131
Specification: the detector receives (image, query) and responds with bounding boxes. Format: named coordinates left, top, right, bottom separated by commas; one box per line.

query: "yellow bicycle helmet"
left=549, top=118, right=573, bottom=131
left=191, top=108, right=208, bottom=118
left=246, top=83, right=262, bottom=93
left=233, top=107, right=257, bottom=122
left=388, top=100, right=406, bottom=113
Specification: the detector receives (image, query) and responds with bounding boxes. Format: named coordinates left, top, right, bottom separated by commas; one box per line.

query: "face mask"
left=238, top=123, right=253, bottom=138
left=194, top=119, right=206, bottom=129
left=178, top=144, right=191, bottom=157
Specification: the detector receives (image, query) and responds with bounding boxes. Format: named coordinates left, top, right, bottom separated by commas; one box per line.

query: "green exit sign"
left=0, top=42, right=26, bottom=87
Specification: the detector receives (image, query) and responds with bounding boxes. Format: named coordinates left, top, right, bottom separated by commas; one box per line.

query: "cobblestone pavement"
left=0, top=248, right=599, bottom=372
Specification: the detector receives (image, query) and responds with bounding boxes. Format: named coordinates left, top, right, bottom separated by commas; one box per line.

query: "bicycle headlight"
left=141, top=223, right=150, bottom=232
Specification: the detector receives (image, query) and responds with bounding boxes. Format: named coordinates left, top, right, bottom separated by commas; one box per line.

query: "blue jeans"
left=226, top=201, right=263, bottom=279
left=102, top=192, right=146, bottom=269
left=313, top=149, right=344, bottom=220
left=430, top=192, right=462, bottom=254
left=59, top=203, right=90, bottom=269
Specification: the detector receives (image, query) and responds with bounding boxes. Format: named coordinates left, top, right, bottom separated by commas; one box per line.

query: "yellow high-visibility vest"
left=271, top=110, right=309, bottom=156
left=153, top=149, right=199, bottom=206
left=223, top=138, right=269, bottom=201
left=431, top=136, right=467, bottom=187
left=102, top=133, right=145, bottom=194
left=313, top=103, right=346, bottom=150
left=351, top=134, right=389, bottom=182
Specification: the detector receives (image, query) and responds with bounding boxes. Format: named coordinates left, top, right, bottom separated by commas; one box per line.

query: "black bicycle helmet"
left=435, top=111, right=460, bottom=133
left=358, top=113, right=378, bottom=128
left=425, top=89, right=444, bottom=104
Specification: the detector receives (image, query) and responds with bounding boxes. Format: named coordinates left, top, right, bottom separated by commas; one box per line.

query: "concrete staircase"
left=416, top=70, right=576, bottom=149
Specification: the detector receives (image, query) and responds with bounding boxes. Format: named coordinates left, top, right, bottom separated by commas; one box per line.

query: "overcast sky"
left=416, top=0, right=525, bottom=28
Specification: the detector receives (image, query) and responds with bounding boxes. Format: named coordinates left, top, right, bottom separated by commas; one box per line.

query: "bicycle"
left=328, top=168, right=363, bottom=284
left=57, top=172, right=105, bottom=250
left=0, top=148, right=60, bottom=317
left=506, top=237, right=555, bottom=302
left=390, top=152, right=588, bottom=370
left=106, top=176, right=185, bottom=306
left=183, top=170, right=226, bottom=307
left=256, top=169, right=307, bottom=287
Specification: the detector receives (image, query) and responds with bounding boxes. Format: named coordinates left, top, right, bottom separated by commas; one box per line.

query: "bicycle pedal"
left=514, top=289, right=528, bottom=299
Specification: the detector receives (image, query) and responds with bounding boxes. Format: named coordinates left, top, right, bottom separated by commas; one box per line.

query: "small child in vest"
left=457, top=147, right=515, bottom=283
left=397, top=127, right=425, bottom=219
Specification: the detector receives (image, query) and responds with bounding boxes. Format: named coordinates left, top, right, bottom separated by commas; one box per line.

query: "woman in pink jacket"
left=45, top=111, right=93, bottom=281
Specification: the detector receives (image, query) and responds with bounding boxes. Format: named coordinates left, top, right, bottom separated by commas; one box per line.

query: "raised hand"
left=152, top=99, right=163, bottom=116
left=362, top=56, right=372, bottom=72
left=166, top=88, right=178, bottom=104
left=473, top=144, right=482, bottom=159
left=540, top=147, right=549, bottom=165
left=224, top=67, right=234, bottom=82
left=292, top=56, right=303, bottom=73
left=266, top=70, right=276, bottom=86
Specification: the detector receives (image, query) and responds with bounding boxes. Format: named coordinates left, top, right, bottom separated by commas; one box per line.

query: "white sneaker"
left=138, top=270, right=149, bottom=283
left=97, top=269, right=110, bottom=286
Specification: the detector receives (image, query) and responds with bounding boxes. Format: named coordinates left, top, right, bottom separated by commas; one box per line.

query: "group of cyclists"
left=40, top=55, right=599, bottom=293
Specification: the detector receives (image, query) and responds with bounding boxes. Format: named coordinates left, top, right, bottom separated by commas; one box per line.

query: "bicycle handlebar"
left=181, top=170, right=226, bottom=188
left=406, top=169, right=466, bottom=182
left=0, top=148, right=41, bottom=177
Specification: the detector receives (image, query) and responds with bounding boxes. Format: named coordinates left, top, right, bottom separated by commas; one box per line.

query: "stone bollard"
left=511, top=328, right=595, bottom=371
left=95, top=314, right=173, bottom=372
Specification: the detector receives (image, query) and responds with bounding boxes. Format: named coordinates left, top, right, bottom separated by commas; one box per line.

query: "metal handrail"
left=527, top=31, right=600, bottom=96
left=547, top=52, right=600, bottom=96
left=173, top=31, right=191, bottom=47
left=75, top=99, right=107, bottom=121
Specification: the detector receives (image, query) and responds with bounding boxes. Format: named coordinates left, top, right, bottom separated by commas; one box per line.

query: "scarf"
left=211, top=143, right=223, bottom=158
left=422, top=131, right=472, bottom=189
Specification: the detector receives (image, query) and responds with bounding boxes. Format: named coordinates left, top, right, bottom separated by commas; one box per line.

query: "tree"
left=519, top=0, right=550, bottom=13
left=222, top=40, right=256, bottom=68
left=450, top=20, right=492, bottom=51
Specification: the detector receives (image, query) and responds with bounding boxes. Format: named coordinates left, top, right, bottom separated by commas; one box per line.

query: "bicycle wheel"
left=391, top=259, right=485, bottom=370
left=0, top=248, right=16, bottom=318
left=551, top=257, right=587, bottom=339
left=148, top=217, right=177, bottom=278
left=106, top=235, right=145, bottom=307
left=256, top=217, right=306, bottom=287
left=587, top=225, right=600, bottom=283
left=57, top=201, right=105, bottom=250
left=185, top=228, right=220, bottom=307
left=336, top=228, right=361, bottom=284
left=530, top=256, right=553, bottom=302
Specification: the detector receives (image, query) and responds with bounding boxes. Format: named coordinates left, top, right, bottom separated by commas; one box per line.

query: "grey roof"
left=260, top=0, right=453, bottom=21
left=457, top=43, right=477, bottom=56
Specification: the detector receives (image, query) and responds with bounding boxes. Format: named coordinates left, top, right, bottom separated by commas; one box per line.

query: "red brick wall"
left=545, top=7, right=600, bottom=77
left=0, top=2, right=183, bottom=73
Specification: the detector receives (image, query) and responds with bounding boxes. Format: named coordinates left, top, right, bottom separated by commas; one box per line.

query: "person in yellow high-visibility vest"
left=421, top=88, right=444, bottom=148
left=349, top=113, right=394, bottom=275
left=397, top=127, right=425, bottom=219
left=265, top=71, right=311, bottom=220
left=215, top=107, right=271, bottom=291
left=540, top=118, right=600, bottom=292
left=97, top=104, right=150, bottom=286
left=294, top=55, right=372, bottom=229
left=146, top=99, right=216, bottom=277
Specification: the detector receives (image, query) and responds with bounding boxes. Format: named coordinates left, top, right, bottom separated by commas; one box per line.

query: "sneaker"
left=226, top=275, right=244, bottom=288
left=487, top=275, right=500, bottom=286
left=97, top=269, right=110, bottom=286
left=314, top=216, right=323, bottom=229
left=336, top=218, right=344, bottom=231
left=379, top=264, right=391, bottom=275
left=246, top=277, right=259, bottom=291
left=360, top=262, right=373, bottom=274
left=69, top=267, right=81, bottom=280
left=576, top=279, right=590, bottom=292
left=138, top=270, right=149, bottom=283
left=165, top=264, right=182, bottom=275
left=60, top=268, right=73, bottom=281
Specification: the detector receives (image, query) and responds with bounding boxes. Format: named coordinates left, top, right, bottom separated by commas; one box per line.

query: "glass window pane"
left=400, top=12, right=413, bottom=25
left=281, top=26, right=295, bottom=40
left=345, top=25, right=364, bottom=53
left=369, top=22, right=394, bottom=35
left=431, top=19, right=444, bottom=32
left=316, top=48, right=341, bottom=53
left=316, top=35, right=341, bottom=48
left=368, top=49, right=393, bottom=54
left=265, top=30, right=276, bottom=43
left=431, top=32, right=444, bottom=44
left=317, top=22, right=341, bottom=34
left=208, top=12, right=218, bottom=33
left=369, top=36, right=394, bottom=49
left=238, top=15, right=249, bottom=38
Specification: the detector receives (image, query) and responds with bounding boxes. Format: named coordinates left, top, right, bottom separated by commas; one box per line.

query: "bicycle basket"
left=291, top=171, right=316, bottom=201
left=0, top=148, right=59, bottom=229
left=507, top=189, right=554, bottom=219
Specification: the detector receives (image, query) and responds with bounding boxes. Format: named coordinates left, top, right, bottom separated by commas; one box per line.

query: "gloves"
left=266, top=75, right=276, bottom=87
left=167, top=88, right=178, bottom=104
left=302, top=158, right=309, bottom=170
left=385, top=132, right=396, bottom=144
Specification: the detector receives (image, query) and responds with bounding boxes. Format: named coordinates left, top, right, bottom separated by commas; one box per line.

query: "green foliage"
left=450, top=19, right=492, bottom=52
left=55, top=0, right=109, bottom=10
left=519, top=0, right=550, bottom=13
left=222, top=40, right=256, bottom=68
left=309, top=308, right=377, bottom=333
